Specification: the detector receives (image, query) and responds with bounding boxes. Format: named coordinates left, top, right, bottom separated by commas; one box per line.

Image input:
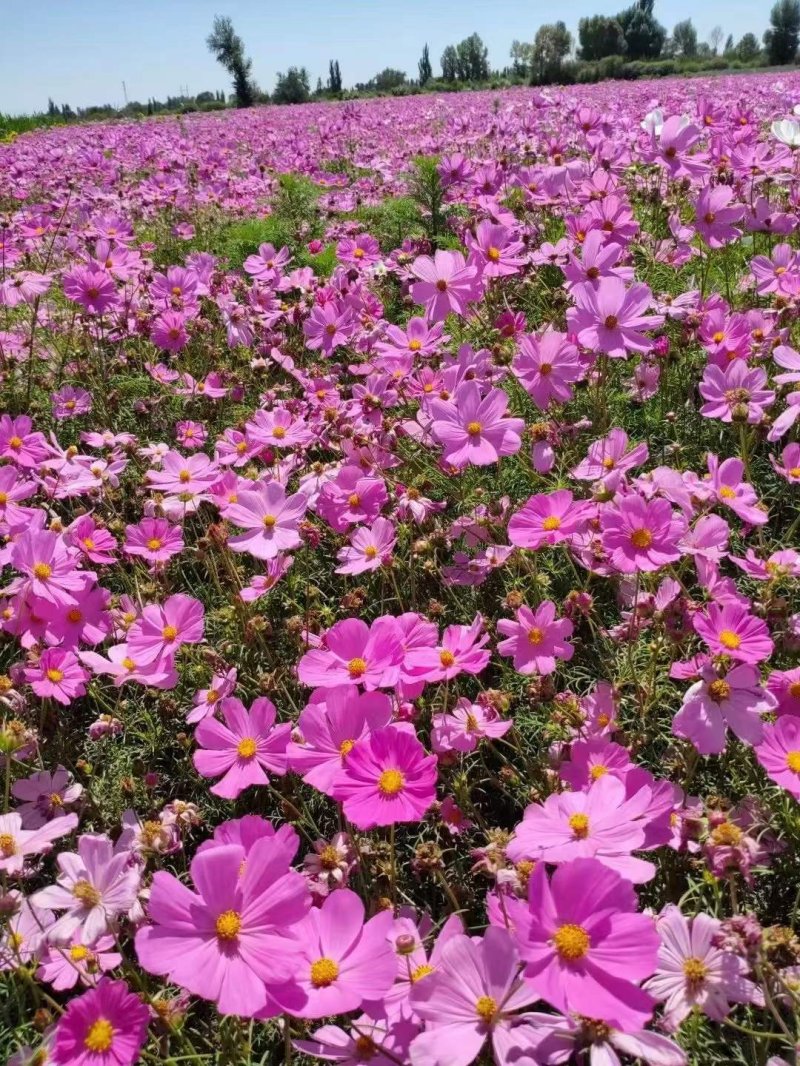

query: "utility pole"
left=122, top=80, right=128, bottom=105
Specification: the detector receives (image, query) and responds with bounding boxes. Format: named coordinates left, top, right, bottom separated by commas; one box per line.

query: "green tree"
left=530, top=21, right=573, bottom=83
left=440, top=44, right=458, bottom=81
left=577, top=15, right=626, bottom=60
left=735, top=32, right=761, bottom=61
left=708, top=25, right=724, bottom=54
left=206, top=16, right=257, bottom=108
left=672, top=19, right=698, bottom=56
left=617, top=0, right=666, bottom=60
left=454, top=33, right=490, bottom=81
left=372, top=68, right=407, bottom=91
left=764, top=0, right=800, bottom=63
left=723, top=33, right=735, bottom=55
left=509, top=40, right=534, bottom=77
left=273, top=67, right=311, bottom=104
left=418, top=43, right=432, bottom=84
left=327, top=59, right=342, bottom=94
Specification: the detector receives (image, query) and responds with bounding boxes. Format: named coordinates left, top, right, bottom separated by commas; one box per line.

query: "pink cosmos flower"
left=0, top=414, right=50, bottom=469
left=187, top=667, right=238, bottom=724
left=11, top=528, right=86, bottom=607
left=512, top=331, right=583, bottom=409
left=508, top=490, right=593, bottom=550
left=1, top=893, right=53, bottom=971
left=25, top=648, right=90, bottom=705
left=431, top=697, right=512, bottom=753
left=298, top=616, right=404, bottom=690
left=65, top=516, right=117, bottom=566
left=410, top=250, right=480, bottom=322
left=531, top=1011, right=686, bottom=1065
left=428, top=381, right=524, bottom=468
left=193, top=696, right=290, bottom=799
left=706, top=454, right=768, bottom=526
left=767, top=669, right=800, bottom=717
left=79, top=643, right=178, bottom=690
left=239, top=555, right=294, bottom=603
left=151, top=310, right=189, bottom=352
left=52, top=386, right=93, bottom=421
left=559, top=738, right=634, bottom=789
left=409, top=926, right=540, bottom=1066
left=303, top=300, right=357, bottom=354
left=756, top=716, right=800, bottom=798
left=699, top=361, right=774, bottom=424
left=334, top=725, right=437, bottom=829
left=571, top=428, right=648, bottom=482
left=63, top=267, right=119, bottom=315
left=466, top=220, right=527, bottom=278
left=514, top=857, right=659, bottom=1030
left=506, top=773, right=655, bottom=883
left=317, top=467, right=389, bottom=533
left=336, top=517, right=396, bottom=575
left=496, top=601, right=574, bottom=676
left=33, top=834, right=140, bottom=944
left=226, top=481, right=308, bottom=560
left=674, top=660, right=780, bottom=754
left=569, top=278, right=664, bottom=358
left=644, top=905, right=758, bottom=1030
left=135, top=838, right=309, bottom=1017
left=271, top=889, right=396, bottom=1018
left=123, top=517, right=184, bottom=569
left=694, top=186, right=745, bottom=248
left=693, top=603, right=774, bottom=664
left=293, top=1014, right=417, bottom=1066
left=53, top=978, right=149, bottom=1066
left=244, top=242, right=291, bottom=280
left=0, top=811, right=78, bottom=876
left=127, top=593, right=204, bottom=666
left=12, top=767, right=83, bottom=828
left=404, top=615, right=490, bottom=682
left=38, top=933, right=122, bottom=991
left=337, top=233, right=381, bottom=267
left=600, top=496, right=686, bottom=573
left=287, top=686, right=392, bottom=795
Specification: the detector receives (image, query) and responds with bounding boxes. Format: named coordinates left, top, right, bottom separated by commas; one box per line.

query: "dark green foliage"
left=617, top=0, right=667, bottom=60
left=578, top=15, right=627, bottom=60
left=672, top=19, right=698, bottom=57
left=764, top=0, right=800, bottom=63
left=273, top=67, right=311, bottom=105
left=418, top=43, right=433, bottom=85
left=530, top=21, right=573, bottom=83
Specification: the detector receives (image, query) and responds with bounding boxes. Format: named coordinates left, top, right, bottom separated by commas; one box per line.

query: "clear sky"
left=0, top=0, right=770, bottom=115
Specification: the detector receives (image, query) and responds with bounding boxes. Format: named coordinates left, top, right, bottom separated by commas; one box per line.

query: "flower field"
left=4, top=72, right=800, bottom=1065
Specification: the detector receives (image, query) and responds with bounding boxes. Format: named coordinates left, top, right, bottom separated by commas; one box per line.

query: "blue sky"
left=1, top=0, right=770, bottom=115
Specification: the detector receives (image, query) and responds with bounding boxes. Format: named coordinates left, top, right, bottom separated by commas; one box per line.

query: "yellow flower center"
left=310, top=956, right=339, bottom=987
left=46, top=668, right=64, bottom=683
left=82, top=537, right=95, bottom=550
left=348, top=493, right=361, bottom=508
left=147, top=538, right=162, bottom=551
left=272, top=426, right=286, bottom=439
left=601, top=457, right=615, bottom=470
left=8, top=436, right=22, bottom=450
left=0, top=492, right=6, bottom=504
left=237, top=737, right=257, bottom=759
left=339, top=739, right=355, bottom=757
left=589, top=764, right=608, bottom=780
left=73, top=880, right=101, bottom=906
left=789, top=467, right=800, bottom=478
left=466, top=421, right=482, bottom=436
left=789, top=681, right=800, bottom=699
left=318, top=845, right=340, bottom=869
left=70, top=944, right=89, bottom=962
left=122, top=657, right=136, bottom=671
left=527, top=627, right=544, bottom=645
left=487, top=247, right=501, bottom=262
left=364, top=545, right=378, bottom=559
left=162, top=625, right=178, bottom=642
left=179, top=469, right=191, bottom=483
left=0, top=833, right=15, bottom=855
left=604, top=314, right=619, bottom=329
left=347, top=656, right=367, bottom=678
left=84, top=1018, right=114, bottom=1053
left=33, top=562, right=52, bottom=580
left=67, top=608, right=82, bottom=623
left=263, top=514, right=277, bottom=528
left=439, top=650, right=456, bottom=667
left=719, top=629, right=741, bottom=651
left=786, top=751, right=800, bottom=773
left=708, top=679, right=731, bottom=702
left=215, top=910, right=241, bottom=940
left=568, top=813, right=590, bottom=839
left=542, top=516, right=561, bottom=531
left=378, top=769, right=405, bottom=795
left=553, top=923, right=591, bottom=960
left=683, top=956, right=708, bottom=983
left=409, top=338, right=422, bottom=351
left=475, top=994, right=498, bottom=1023
left=710, top=821, right=742, bottom=846
left=630, top=528, right=652, bottom=549
left=411, top=963, right=435, bottom=982
left=718, top=485, right=736, bottom=499
left=539, top=362, right=553, bottom=376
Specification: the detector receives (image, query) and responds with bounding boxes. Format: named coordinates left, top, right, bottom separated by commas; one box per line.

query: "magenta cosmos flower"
left=571, top=427, right=649, bottom=482
left=506, top=773, right=655, bottom=883
left=271, top=889, right=395, bottom=1018
left=334, top=725, right=437, bottom=829
left=25, top=648, right=90, bottom=705
left=600, top=495, right=686, bottom=573
left=694, top=185, right=745, bottom=248
left=193, top=696, right=290, bottom=799
left=496, top=601, right=574, bottom=676
left=135, top=839, right=310, bottom=1017
left=409, top=926, right=540, bottom=1066
left=756, top=716, right=800, bottom=798
left=508, top=490, right=593, bottom=550
left=226, top=480, right=308, bottom=560
left=699, top=361, right=774, bottom=424
left=466, top=220, right=527, bottom=278
left=428, top=380, right=524, bottom=468
left=410, top=249, right=480, bottom=322
left=569, top=278, right=663, bottom=358
left=53, top=978, right=149, bottom=1066
left=512, top=330, right=583, bottom=410
left=644, top=905, right=758, bottom=1031
left=297, top=616, right=404, bottom=690
left=123, top=517, right=184, bottom=568
left=673, top=665, right=776, bottom=755
left=515, top=857, right=659, bottom=1030
left=693, top=603, right=774, bottom=664
left=336, top=517, right=396, bottom=575
left=127, top=593, right=204, bottom=666
left=0, top=811, right=78, bottom=876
